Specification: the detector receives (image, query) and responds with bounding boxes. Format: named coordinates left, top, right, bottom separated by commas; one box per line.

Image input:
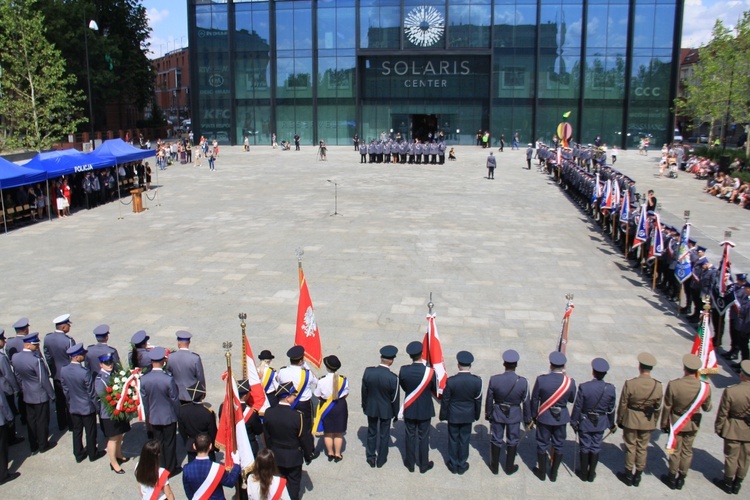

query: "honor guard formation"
left=2, top=309, right=750, bottom=498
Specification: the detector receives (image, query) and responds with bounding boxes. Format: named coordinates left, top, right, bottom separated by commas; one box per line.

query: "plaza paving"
left=0, top=142, right=745, bottom=499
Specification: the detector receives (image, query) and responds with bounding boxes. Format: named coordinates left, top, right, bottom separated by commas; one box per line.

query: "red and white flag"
left=691, top=308, right=718, bottom=374
left=295, top=264, right=322, bottom=368
left=719, top=240, right=735, bottom=294
left=215, top=370, right=255, bottom=474
left=422, top=314, right=447, bottom=397
left=244, top=335, right=270, bottom=415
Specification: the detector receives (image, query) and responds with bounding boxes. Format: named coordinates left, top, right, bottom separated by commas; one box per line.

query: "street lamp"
left=84, top=17, right=99, bottom=149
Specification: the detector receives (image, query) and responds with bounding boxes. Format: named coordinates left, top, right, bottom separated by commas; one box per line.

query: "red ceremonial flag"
left=719, top=240, right=735, bottom=294
left=422, top=314, right=447, bottom=397
left=295, top=264, right=322, bottom=368
left=215, top=370, right=255, bottom=473
left=244, top=336, right=270, bottom=414
left=691, top=306, right=718, bottom=374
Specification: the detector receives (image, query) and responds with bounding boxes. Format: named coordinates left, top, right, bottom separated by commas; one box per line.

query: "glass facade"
left=188, top=0, right=683, bottom=147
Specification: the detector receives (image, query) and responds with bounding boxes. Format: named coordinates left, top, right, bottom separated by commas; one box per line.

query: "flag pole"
left=652, top=259, right=659, bottom=291
left=239, top=313, right=248, bottom=377
left=556, top=293, right=574, bottom=354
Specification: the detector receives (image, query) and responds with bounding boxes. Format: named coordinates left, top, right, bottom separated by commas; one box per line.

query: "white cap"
left=53, top=313, right=71, bottom=326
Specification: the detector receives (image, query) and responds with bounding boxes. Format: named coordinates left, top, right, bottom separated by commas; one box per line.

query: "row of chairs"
left=1, top=204, right=37, bottom=227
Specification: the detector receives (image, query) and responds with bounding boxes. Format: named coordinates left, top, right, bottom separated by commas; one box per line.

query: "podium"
left=130, top=188, right=144, bottom=213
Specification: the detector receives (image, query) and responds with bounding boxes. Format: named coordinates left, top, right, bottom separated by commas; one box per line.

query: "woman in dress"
left=95, top=353, right=131, bottom=474
left=313, top=355, right=349, bottom=462
left=135, top=440, right=174, bottom=500
left=62, top=178, right=72, bottom=215
left=145, top=162, right=152, bottom=190
left=246, top=449, right=290, bottom=500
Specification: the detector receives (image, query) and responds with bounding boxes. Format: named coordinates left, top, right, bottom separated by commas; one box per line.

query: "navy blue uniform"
left=485, top=371, right=531, bottom=447
left=571, top=379, right=616, bottom=453
left=361, top=364, right=399, bottom=467
left=439, top=371, right=482, bottom=474
left=264, top=402, right=305, bottom=500
left=60, top=361, right=99, bottom=461
left=140, top=368, right=180, bottom=472
left=44, top=330, right=74, bottom=430
left=399, top=362, right=436, bottom=472
left=531, top=372, right=576, bottom=453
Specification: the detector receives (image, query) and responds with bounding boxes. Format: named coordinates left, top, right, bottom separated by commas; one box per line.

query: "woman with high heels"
left=135, top=440, right=174, bottom=500
left=313, top=355, right=349, bottom=462
left=95, top=353, right=131, bottom=474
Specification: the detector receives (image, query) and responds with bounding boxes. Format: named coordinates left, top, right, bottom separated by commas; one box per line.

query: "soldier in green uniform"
left=714, top=359, right=750, bottom=494
left=615, top=352, right=663, bottom=487
left=660, top=354, right=712, bottom=490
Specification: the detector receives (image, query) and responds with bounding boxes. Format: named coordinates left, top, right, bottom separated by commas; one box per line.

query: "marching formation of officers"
left=358, top=138, right=447, bottom=165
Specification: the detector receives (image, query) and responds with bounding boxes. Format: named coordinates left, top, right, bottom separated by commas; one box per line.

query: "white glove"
left=230, top=451, right=240, bottom=464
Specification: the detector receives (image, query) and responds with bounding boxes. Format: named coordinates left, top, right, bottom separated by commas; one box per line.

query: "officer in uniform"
left=12, top=332, right=56, bottom=454
left=361, top=345, right=399, bottom=468
left=129, top=330, right=152, bottom=370
left=44, top=313, right=75, bottom=431
left=277, top=345, right=319, bottom=464
left=414, top=140, right=423, bottom=164
left=140, top=347, right=181, bottom=474
left=167, top=331, right=206, bottom=405
left=178, top=381, right=217, bottom=462
left=6, top=317, right=30, bottom=360
left=439, top=351, right=482, bottom=475
left=660, top=353, right=712, bottom=490
left=60, top=343, right=104, bottom=463
left=531, top=351, right=576, bottom=482
left=85, top=324, right=120, bottom=375
left=731, top=281, right=750, bottom=373
left=571, top=358, right=616, bottom=482
left=485, top=349, right=530, bottom=475
left=359, top=141, right=367, bottom=163
left=724, top=274, right=748, bottom=362
left=714, top=359, right=750, bottom=494
left=615, top=352, right=662, bottom=486
left=399, top=340, right=436, bottom=473
left=0, top=376, right=19, bottom=484
left=526, top=143, right=534, bottom=169
left=263, top=381, right=306, bottom=500
left=258, top=349, right=279, bottom=408
left=0, top=330, right=23, bottom=445
left=233, top=379, right=264, bottom=458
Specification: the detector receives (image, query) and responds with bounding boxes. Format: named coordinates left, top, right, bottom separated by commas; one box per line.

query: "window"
left=502, top=67, right=525, bottom=89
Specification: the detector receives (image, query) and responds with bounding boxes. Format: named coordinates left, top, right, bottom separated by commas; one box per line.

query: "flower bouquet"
left=101, top=367, right=145, bottom=421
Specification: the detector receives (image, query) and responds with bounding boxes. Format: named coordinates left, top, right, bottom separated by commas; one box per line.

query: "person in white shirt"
left=246, top=448, right=291, bottom=500
left=313, top=355, right=349, bottom=462
left=135, top=440, right=175, bottom=500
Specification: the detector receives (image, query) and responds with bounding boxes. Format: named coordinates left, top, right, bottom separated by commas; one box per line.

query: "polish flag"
left=244, top=335, right=270, bottom=415
left=295, top=264, right=322, bottom=368
left=215, top=370, right=254, bottom=473
left=422, top=314, right=447, bottom=397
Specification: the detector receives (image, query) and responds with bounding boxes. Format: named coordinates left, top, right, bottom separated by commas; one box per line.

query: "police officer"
left=359, top=141, right=367, bottom=163
left=439, top=351, right=482, bottom=475
left=485, top=349, right=530, bottom=475
left=0, top=380, right=19, bottom=484
left=531, top=351, right=576, bottom=482
left=263, top=381, right=306, bottom=500
left=399, top=340, right=437, bottom=473
left=526, top=143, right=534, bottom=169
left=732, top=281, right=750, bottom=373
left=0, top=330, right=23, bottom=445
left=167, top=331, right=206, bottom=405
left=129, top=330, right=151, bottom=370
left=571, top=358, right=616, bottom=482
left=6, top=317, right=30, bottom=360
left=258, top=349, right=279, bottom=408
left=361, top=345, right=399, bottom=468
left=12, top=332, right=56, bottom=454
left=44, top=313, right=75, bottom=431
left=140, top=347, right=181, bottom=474
left=60, top=343, right=104, bottom=463
left=616, top=352, right=663, bottom=487
left=714, top=359, right=750, bottom=494
left=486, top=151, right=496, bottom=179
left=85, top=324, right=120, bottom=375
left=277, top=346, right=319, bottom=464
left=660, top=353, right=712, bottom=490
left=178, top=381, right=217, bottom=462
left=724, top=274, right=748, bottom=362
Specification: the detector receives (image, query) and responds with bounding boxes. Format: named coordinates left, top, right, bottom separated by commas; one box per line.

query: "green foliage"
left=693, top=146, right=748, bottom=164
left=0, top=0, right=86, bottom=151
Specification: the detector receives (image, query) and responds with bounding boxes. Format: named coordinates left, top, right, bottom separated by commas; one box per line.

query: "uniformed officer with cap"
left=616, top=352, right=663, bottom=486
left=399, top=340, right=437, bottom=473
left=571, top=357, right=616, bottom=482
left=6, top=317, right=30, bottom=360
left=258, top=349, right=279, bottom=407
left=60, top=343, right=104, bottom=463
left=526, top=143, right=534, bottom=169
left=85, top=324, right=120, bottom=375
left=178, top=381, right=217, bottom=462
left=440, top=351, right=482, bottom=475
left=733, top=281, right=750, bottom=373
left=724, top=274, right=748, bottom=362
left=660, top=353, right=712, bottom=490
left=361, top=345, right=400, bottom=468
left=714, top=359, right=750, bottom=494
left=129, top=330, right=151, bottom=370
left=140, top=346, right=181, bottom=474
left=531, top=351, right=577, bottom=482
left=0, top=371, right=19, bottom=484
left=277, top=345, right=319, bottom=464
left=485, top=349, right=530, bottom=475
left=263, top=381, right=306, bottom=500
left=167, top=331, right=206, bottom=405
left=11, top=332, right=56, bottom=454
left=44, top=313, right=75, bottom=431
left=0, top=330, right=23, bottom=445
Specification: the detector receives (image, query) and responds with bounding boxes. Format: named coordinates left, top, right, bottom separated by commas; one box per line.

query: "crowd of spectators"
left=683, top=154, right=750, bottom=208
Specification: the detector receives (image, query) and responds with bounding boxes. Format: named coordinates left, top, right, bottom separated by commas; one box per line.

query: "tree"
left=0, top=0, right=86, bottom=151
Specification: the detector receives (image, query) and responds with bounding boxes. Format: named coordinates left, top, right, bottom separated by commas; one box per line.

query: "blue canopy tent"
left=23, top=148, right=113, bottom=177
left=0, top=157, right=47, bottom=232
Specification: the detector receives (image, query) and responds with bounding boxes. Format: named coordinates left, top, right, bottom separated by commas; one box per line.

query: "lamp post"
left=84, top=16, right=99, bottom=149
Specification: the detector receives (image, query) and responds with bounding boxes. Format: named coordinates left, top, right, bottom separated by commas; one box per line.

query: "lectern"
left=130, top=188, right=144, bottom=213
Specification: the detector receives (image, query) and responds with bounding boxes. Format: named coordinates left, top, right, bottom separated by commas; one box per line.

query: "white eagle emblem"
left=302, top=307, right=317, bottom=337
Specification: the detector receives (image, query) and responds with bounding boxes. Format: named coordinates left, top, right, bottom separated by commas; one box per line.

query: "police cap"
left=93, top=324, right=110, bottom=337
left=456, top=351, right=474, bottom=366
left=549, top=351, right=567, bottom=367
left=149, top=347, right=167, bottom=362
left=66, top=343, right=86, bottom=357
left=406, top=341, right=423, bottom=356
left=591, top=357, right=609, bottom=373
left=502, top=350, right=520, bottom=363
left=287, top=345, right=304, bottom=361
left=379, top=345, right=398, bottom=359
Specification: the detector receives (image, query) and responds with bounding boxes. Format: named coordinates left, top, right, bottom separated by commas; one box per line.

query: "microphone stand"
left=327, top=180, right=342, bottom=216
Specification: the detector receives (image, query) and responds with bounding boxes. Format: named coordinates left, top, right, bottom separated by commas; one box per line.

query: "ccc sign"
left=634, top=87, right=661, bottom=97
